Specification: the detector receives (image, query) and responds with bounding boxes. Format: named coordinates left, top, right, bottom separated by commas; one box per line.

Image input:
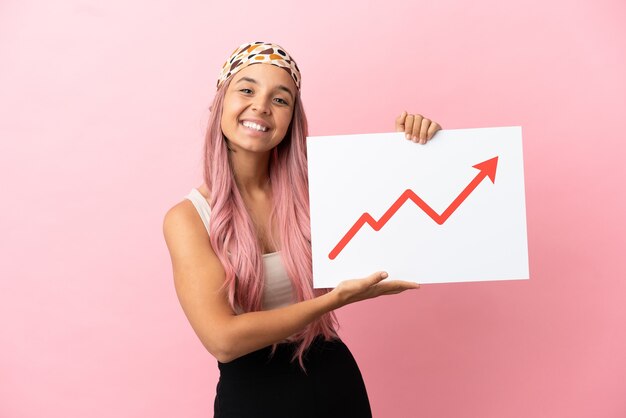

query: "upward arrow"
left=328, top=156, right=499, bottom=260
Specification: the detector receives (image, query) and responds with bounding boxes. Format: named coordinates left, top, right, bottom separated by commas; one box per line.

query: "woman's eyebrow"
left=235, top=77, right=294, bottom=100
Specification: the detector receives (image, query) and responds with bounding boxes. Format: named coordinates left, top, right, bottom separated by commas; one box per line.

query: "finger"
left=411, top=114, right=424, bottom=142
left=395, top=111, right=407, bottom=132
left=419, top=118, right=431, bottom=144
left=387, top=280, right=420, bottom=289
left=366, top=271, right=389, bottom=286
left=376, top=280, right=420, bottom=294
left=427, top=122, right=441, bottom=140
left=404, top=114, right=415, bottom=140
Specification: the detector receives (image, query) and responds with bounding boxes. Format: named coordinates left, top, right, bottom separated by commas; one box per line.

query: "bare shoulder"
left=162, top=195, right=223, bottom=283
left=163, top=199, right=207, bottom=247
left=162, top=185, right=211, bottom=254
left=163, top=184, right=208, bottom=228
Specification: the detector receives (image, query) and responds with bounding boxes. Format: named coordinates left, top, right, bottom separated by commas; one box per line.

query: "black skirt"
left=214, top=337, right=372, bottom=418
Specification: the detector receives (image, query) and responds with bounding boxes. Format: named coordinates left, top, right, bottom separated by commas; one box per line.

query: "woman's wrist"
left=322, top=287, right=344, bottom=311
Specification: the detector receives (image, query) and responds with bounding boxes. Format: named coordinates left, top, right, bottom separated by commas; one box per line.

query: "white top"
left=184, top=188, right=296, bottom=312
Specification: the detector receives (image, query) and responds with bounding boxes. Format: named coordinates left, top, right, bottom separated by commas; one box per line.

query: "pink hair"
left=203, top=75, right=339, bottom=368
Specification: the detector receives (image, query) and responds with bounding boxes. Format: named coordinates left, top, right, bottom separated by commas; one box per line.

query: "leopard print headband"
left=216, top=41, right=301, bottom=91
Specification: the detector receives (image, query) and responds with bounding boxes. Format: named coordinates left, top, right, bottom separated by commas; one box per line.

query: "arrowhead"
left=472, top=156, right=499, bottom=183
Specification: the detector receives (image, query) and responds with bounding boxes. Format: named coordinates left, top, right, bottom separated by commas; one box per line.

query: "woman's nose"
left=252, top=96, right=271, bottom=114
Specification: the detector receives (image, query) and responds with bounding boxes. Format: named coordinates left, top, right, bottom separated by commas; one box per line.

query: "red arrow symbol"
left=328, top=156, right=499, bottom=260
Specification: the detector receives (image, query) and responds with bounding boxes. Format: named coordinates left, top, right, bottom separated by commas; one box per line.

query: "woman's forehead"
left=233, top=64, right=297, bottom=92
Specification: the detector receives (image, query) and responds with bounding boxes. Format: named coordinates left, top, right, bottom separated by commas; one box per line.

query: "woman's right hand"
left=330, top=271, right=420, bottom=309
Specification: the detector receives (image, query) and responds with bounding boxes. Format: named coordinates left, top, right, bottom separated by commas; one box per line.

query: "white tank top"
left=184, top=188, right=296, bottom=312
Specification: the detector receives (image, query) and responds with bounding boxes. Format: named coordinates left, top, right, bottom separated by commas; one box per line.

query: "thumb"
left=367, top=271, right=389, bottom=286
left=395, top=110, right=407, bottom=132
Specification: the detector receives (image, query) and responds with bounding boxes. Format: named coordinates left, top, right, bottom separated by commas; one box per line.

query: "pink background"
left=1, top=0, right=625, bottom=417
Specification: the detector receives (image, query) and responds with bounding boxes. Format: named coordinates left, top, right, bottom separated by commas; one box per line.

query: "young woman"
left=163, top=41, right=442, bottom=418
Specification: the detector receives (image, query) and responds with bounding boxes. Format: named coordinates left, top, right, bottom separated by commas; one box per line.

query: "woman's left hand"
left=395, top=111, right=442, bottom=145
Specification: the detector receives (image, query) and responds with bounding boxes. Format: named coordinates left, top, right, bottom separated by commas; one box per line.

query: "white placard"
left=307, top=126, right=529, bottom=288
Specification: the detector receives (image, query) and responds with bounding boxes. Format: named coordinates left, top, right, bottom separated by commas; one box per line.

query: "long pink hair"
left=203, top=74, right=338, bottom=368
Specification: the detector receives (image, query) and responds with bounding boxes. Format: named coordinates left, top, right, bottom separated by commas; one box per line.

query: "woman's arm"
left=163, top=200, right=418, bottom=363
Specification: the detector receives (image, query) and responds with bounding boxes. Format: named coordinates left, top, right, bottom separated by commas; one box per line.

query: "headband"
left=216, top=41, right=301, bottom=91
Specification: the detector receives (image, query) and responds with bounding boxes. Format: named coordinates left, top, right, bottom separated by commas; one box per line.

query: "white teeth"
left=242, top=121, right=268, bottom=132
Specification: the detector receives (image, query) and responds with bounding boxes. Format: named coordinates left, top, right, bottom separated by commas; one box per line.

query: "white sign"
left=307, top=126, right=529, bottom=288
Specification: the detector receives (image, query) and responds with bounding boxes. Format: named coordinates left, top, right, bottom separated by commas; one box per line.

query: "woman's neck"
left=229, top=150, right=271, bottom=196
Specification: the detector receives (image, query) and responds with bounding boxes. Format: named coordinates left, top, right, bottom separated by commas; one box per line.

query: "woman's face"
left=221, top=63, right=297, bottom=155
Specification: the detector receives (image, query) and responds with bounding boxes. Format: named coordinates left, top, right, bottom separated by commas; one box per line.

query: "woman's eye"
left=239, top=89, right=287, bottom=105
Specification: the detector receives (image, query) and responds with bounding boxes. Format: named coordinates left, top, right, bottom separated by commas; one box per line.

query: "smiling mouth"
left=240, top=120, right=269, bottom=132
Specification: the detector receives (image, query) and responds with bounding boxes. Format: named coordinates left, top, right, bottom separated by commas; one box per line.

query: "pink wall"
left=1, top=0, right=625, bottom=417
